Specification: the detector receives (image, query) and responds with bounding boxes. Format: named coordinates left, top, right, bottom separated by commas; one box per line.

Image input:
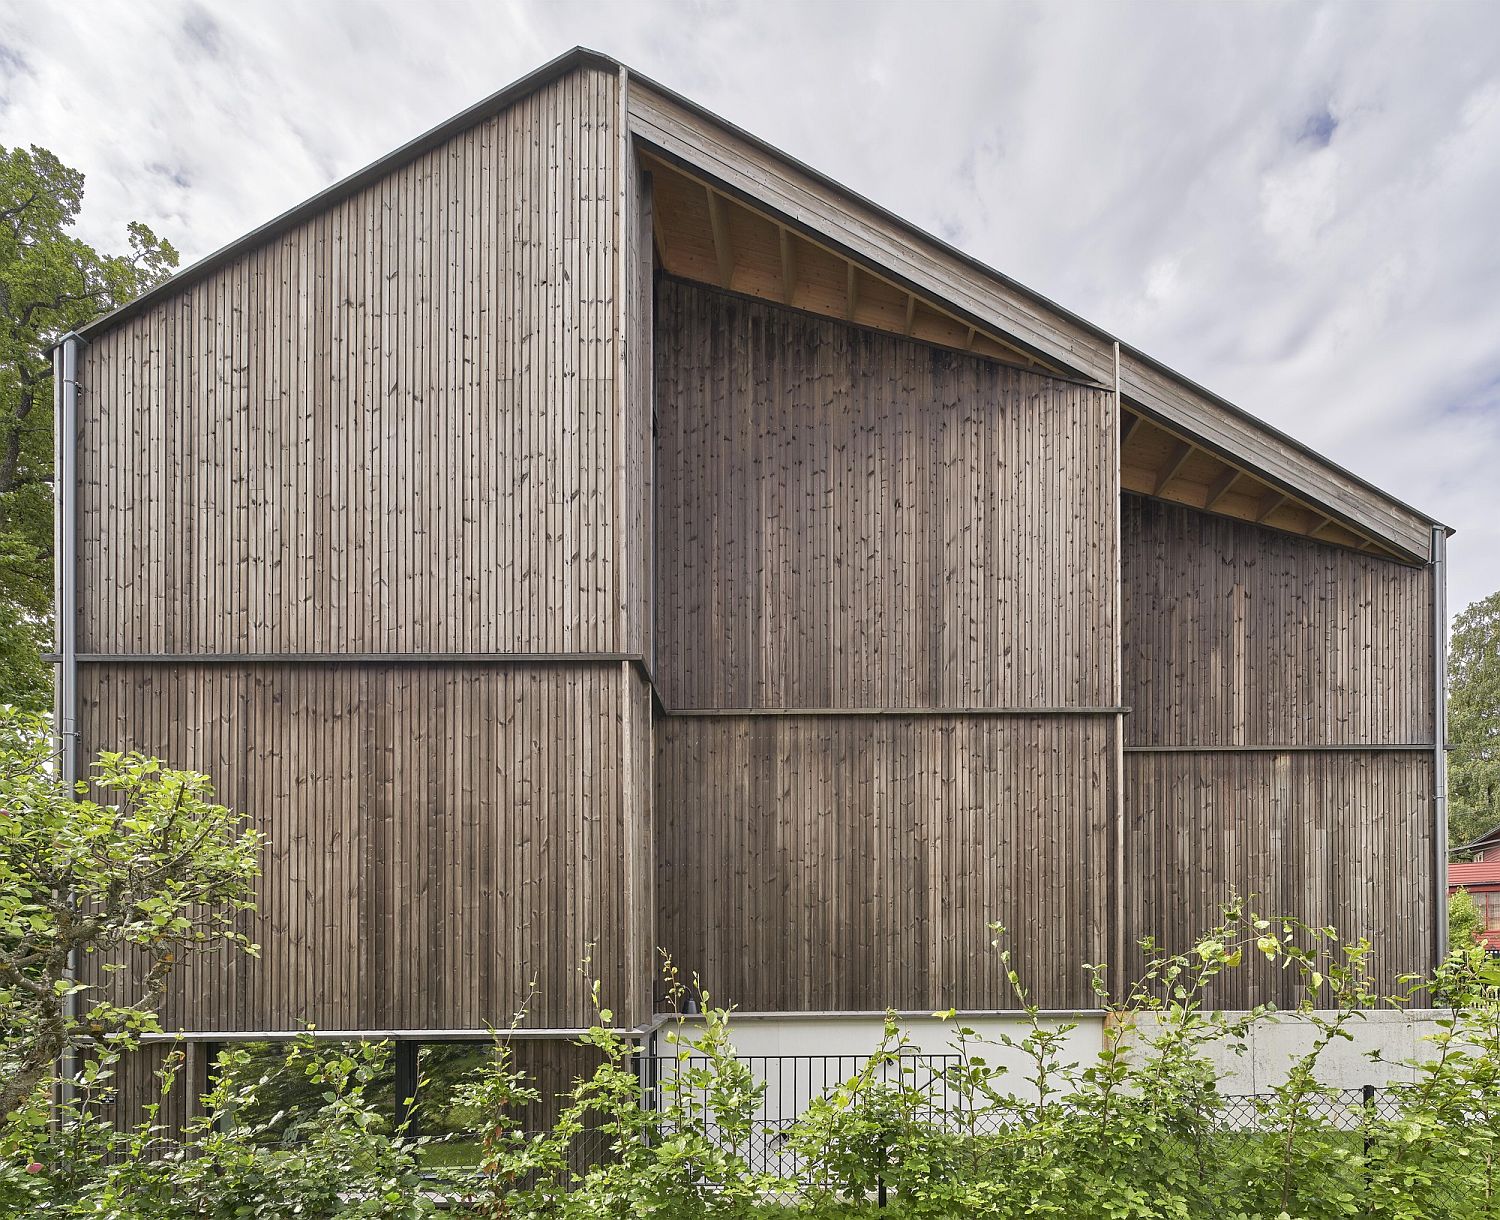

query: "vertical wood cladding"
left=1121, top=495, right=1432, bottom=746
left=78, top=661, right=654, bottom=1031
left=1120, top=496, right=1438, bottom=1001
left=1124, top=750, right=1434, bottom=1007
left=622, top=157, right=655, bottom=660
left=653, top=278, right=1119, bottom=711
left=77, top=66, right=628, bottom=655
left=656, top=715, right=1112, bottom=1011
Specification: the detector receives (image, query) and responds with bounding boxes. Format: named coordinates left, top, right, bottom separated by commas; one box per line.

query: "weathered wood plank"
left=1121, top=495, right=1433, bottom=747
left=653, top=278, right=1118, bottom=712
left=655, top=714, right=1112, bottom=1011
left=1122, top=749, right=1433, bottom=1008
left=76, top=66, right=629, bottom=656
left=77, top=661, right=650, bottom=1032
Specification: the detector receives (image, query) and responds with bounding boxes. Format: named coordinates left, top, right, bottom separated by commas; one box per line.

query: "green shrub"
left=6, top=899, right=1500, bottom=1216
left=0, top=1035, right=437, bottom=1218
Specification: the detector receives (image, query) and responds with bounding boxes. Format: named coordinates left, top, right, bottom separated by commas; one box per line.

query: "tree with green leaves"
left=0, top=145, right=178, bottom=711
left=1449, top=589, right=1500, bottom=850
left=1449, top=886, right=1485, bottom=949
left=0, top=706, right=261, bottom=1120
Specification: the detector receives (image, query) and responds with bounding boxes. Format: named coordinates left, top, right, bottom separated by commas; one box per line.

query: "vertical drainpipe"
left=1431, top=524, right=1448, bottom=965
left=54, top=332, right=84, bottom=1098
left=1112, top=340, right=1126, bottom=999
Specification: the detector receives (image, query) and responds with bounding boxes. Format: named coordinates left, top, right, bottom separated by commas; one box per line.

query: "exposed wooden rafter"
left=1205, top=466, right=1241, bottom=512
left=645, top=151, right=1407, bottom=562
left=705, top=185, right=733, bottom=289
left=1256, top=491, right=1288, bottom=523
left=645, top=150, right=1061, bottom=378
left=779, top=228, right=796, bottom=305
left=1155, top=440, right=1195, bottom=497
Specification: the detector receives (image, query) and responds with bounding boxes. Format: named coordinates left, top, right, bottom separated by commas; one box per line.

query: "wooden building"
left=55, top=48, right=1447, bottom=1072
left=1450, top=828, right=1500, bottom=950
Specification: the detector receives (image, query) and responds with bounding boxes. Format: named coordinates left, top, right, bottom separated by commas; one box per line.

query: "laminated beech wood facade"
left=60, top=50, right=1446, bottom=1040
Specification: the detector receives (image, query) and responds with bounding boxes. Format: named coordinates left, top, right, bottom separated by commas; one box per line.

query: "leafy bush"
left=0, top=705, right=262, bottom=1119
left=0, top=1036, right=437, bottom=1218
left=4, top=754, right=1500, bottom=1220
left=449, top=968, right=777, bottom=1219
left=1451, top=886, right=1485, bottom=948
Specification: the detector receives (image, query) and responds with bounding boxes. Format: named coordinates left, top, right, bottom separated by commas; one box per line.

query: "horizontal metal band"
left=662, top=706, right=1129, bottom=717
left=61, top=652, right=646, bottom=666
left=1125, top=743, right=1435, bottom=753
left=133, top=1009, right=1108, bottom=1041
left=136, top=1026, right=649, bottom=1043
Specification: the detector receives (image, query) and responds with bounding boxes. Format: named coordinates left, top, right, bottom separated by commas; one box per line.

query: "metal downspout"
left=54, top=332, right=83, bottom=1099
left=1432, top=525, right=1449, bottom=964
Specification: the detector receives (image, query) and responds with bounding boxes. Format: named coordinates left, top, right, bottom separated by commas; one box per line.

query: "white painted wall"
left=1131, top=1008, right=1453, bottom=1092
left=647, top=1009, right=1455, bottom=1177
left=655, top=1008, right=1454, bottom=1100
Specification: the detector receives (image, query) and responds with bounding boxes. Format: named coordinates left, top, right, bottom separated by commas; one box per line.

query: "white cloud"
left=1259, top=149, right=1340, bottom=261
left=2, top=0, right=1498, bottom=612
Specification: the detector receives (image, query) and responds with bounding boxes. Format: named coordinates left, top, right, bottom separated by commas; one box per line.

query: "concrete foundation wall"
left=660, top=1010, right=1453, bottom=1099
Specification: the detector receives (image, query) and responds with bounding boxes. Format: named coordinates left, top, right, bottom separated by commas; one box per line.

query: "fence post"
left=394, top=1042, right=419, bottom=1140
left=633, top=1044, right=654, bottom=1148
left=877, top=1135, right=888, bottom=1208
left=186, top=1040, right=220, bottom=1134
left=1362, top=1083, right=1376, bottom=1162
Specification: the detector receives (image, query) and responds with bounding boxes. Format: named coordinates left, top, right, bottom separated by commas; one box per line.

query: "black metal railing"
left=419, top=1053, right=1482, bottom=1212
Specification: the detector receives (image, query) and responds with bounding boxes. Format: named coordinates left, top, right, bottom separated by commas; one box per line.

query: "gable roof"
left=74, top=46, right=1447, bottom=562
left=1457, top=823, right=1500, bottom=856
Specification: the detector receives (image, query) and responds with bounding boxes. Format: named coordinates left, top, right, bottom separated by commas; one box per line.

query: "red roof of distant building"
left=1450, top=860, right=1500, bottom=888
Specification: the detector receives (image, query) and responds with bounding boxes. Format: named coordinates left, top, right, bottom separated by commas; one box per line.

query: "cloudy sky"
left=3, top=0, right=1498, bottom=615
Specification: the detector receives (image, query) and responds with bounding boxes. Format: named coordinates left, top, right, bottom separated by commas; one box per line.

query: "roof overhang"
left=69, top=46, right=1447, bottom=562
left=625, top=69, right=1445, bottom=562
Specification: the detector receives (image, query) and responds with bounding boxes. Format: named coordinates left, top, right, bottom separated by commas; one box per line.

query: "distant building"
left=1451, top=827, right=1500, bottom=949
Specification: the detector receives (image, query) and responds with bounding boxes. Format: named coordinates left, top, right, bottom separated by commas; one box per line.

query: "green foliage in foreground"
left=4, top=909, right=1500, bottom=1218
left=0, top=706, right=262, bottom=1119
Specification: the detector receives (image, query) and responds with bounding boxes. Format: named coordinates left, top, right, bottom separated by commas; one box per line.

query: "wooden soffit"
left=626, top=72, right=1442, bottom=563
